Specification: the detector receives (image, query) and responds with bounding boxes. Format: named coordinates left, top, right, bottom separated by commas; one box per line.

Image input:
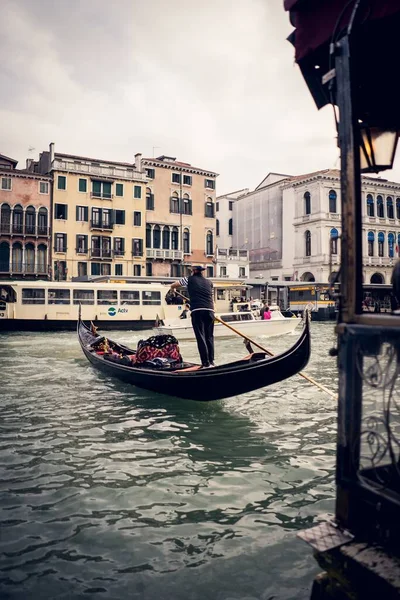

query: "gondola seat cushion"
left=135, top=335, right=182, bottom=364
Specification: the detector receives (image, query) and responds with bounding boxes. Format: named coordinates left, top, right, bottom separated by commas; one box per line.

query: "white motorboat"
left=153, top=306, right=301, bottom=340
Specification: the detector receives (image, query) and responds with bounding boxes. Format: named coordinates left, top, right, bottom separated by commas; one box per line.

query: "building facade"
left=142, top=155, right=218, bottom=277
left=32, top=144, right=147, bottom=280
left=216, top=188, right=248, bottom=249
left=0, top=154, right=51, bottom=279
left=234, top=169, right=400, bottom=284
left=214, top=248, right=249, bottom=279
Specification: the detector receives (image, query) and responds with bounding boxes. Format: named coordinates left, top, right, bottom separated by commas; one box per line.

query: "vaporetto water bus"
left=0, top=278, right=251, bottom=331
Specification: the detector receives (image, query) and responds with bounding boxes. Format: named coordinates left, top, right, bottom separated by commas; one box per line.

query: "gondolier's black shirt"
left=179, top=276, right=214, bottom=313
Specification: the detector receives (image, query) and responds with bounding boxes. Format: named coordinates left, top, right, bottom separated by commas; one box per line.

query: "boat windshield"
left=219, top=312, right=253, bottom=322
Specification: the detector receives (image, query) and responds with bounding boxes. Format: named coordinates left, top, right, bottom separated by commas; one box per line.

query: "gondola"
left=77, top=311, right=310, bottom=401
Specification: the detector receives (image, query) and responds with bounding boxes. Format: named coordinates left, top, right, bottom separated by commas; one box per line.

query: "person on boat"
left=170, top=266, right=215, bottom=368
left=260, top=303, right=271, bottom=320
left=180, top=304, right=190, bottom=319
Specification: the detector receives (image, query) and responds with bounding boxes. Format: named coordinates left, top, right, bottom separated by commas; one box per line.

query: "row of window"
left=216, top=219, right=233, bottom=236
left=1, top=177, right=49, bottom=194
left=304, top=189, right=400, bottom=219
left=366, top=195, right=400, bottom=219
left=0, top=205, right=49, bottom=234
left=215, top=200, right=234, bottom=212
left=56, top=176, right=143, bottom=199
left=54, top=204, right=142, bottom=227
left=21, top=287, right=162, bottom=306
left=145, top=225, right=214, bottom=255
left=303, top=227, right=400, bottom=258
left=144, top=168, right=215, bottom=190
left=51, top=260, right=214, bottom=279
left=0, top=242, right=48, bottom=274
left=54, top=233, right=144, bottom=256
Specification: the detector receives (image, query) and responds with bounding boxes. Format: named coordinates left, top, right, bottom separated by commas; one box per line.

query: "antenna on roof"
left=152, top=146, right=160, bottom=158
left=28, top=146, right=35, bottom=153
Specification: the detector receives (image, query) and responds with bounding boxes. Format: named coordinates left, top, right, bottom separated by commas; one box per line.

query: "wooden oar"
left=171, top=290, right=337, bottom=399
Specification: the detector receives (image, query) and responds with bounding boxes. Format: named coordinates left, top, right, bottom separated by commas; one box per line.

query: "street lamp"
left=359, top=124, right=399, bottom=173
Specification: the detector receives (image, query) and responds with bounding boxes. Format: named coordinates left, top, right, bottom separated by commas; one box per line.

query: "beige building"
left=142, top=155, right=218, bottom=277
left=33, top=144, right=147, bottom=280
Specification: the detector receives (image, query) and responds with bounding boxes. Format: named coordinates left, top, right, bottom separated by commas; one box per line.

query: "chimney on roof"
left=26, top=158, right=33, bottom=171
left=134, top=153, right=142, bottom=171
left=49, top=142, right=55, bottom=164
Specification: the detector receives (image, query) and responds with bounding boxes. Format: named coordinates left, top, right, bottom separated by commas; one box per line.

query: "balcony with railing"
left=0, top=223, right=50, bottom=237
left=90, top=220, right=114, bottom=231
left=113, top=249, right=125, bottom=257
left=146, top=248, right=183, bottom=260
left=89, top=248, right=112, bottom=260
left=0, top=262, right=49, bottom=276
left=216, top=248, right=249, bottom=262
left=90, top=192, right=113, bottom=200
left=53, top=158, right=148, bottom=182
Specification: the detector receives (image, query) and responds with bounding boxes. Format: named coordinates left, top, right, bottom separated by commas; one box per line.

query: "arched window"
left=37, top=244, right=47, bottom=274
left=377, top=195, right=384, bottom=218
left=183, top=229, right=190, bottom=254
left=378, top=231, right=385, bottom=257
left=216, top=219, right=220, bottom=236
left=329, top=190, right=337, bottom=213
left=25, top=243, right=35, bottom=273
left=146, top=187, right=154, bottom=210
left=304, top=192, right=311, bottom=215
left=12, top=205, right=23, bottom=234
left=388, top=232, right=395, bottom=258
left=205, top=199, right=214, bottom=218
left=162, top=226, right=170, bottom=249
left=146, top=224, right=152, bottom=248
left=0, top=241, right=10, bottom=272
left=25, top=206, right=36, bottom=235
left=305, top=230, right=311, bottom=256
left=0, top=204, right=11, bottom=234
left=38, top=207, right=48, bottom=235
left=301, top=271, right=315, bottom=282
left=183, top=194, right=192, bottom=215
left=228, top=218, right=233, bottom=236
left=330, top=228, right=339, bottom=255
left=387, top=197, right=394, bottom=219
left=396, top=198, right=400, bottom=220
left=367, top=231, right=375, bottom=256
left=171, top=227, right=179, bottom=250
left=12, top=242, right=23, bottom=272
left=366, top=194, right=374, bottom=217
left=370, top=272, right=384, bottom=284
left=153, top=224, right=161, bottom=249
left=206, top=230, right=214, bottom=255
left=170, top=192, right=180, bottom=214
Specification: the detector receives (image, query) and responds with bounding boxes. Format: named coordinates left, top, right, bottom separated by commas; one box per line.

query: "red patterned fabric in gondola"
left=135, top=335, right=182, bottom=364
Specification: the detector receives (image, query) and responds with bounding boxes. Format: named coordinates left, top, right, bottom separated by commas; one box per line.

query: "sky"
left=2, top=0, right=400, bottom=195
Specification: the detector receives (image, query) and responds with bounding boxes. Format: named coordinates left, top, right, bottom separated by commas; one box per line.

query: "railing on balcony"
left=216, top=248, right=249, bottom=261
left=113, top=249, right=125, bottom=257
left=146, top=248, right=183, bottom=260
left=53, top=158, right=148, bottom=182
left=89, top=248, right=112, bottom=260
left=0, top=262, right=49, bottom=275
left=90, top=192, right=113, bottom=200
left=0, top=224, right=50, bottom=236
left=90, top=220, right=114, bottom=231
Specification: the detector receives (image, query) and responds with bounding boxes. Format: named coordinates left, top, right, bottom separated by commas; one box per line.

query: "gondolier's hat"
left=192, top=265, right=206, bottom=271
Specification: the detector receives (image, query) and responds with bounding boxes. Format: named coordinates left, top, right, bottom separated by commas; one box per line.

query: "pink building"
left=0, top=154, right=51, bottom=279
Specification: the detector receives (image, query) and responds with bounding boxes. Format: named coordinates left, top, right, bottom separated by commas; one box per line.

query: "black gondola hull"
left=78, top=314, right=310, bottom=401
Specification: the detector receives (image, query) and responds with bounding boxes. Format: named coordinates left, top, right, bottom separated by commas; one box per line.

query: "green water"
left=0, top=323, right=338, bottom=600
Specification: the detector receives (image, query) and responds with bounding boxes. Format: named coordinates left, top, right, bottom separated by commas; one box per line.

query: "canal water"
left=0, top=323, right=338, bottom=600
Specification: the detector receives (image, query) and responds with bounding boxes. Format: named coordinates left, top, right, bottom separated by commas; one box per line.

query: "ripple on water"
left=0, top=323, right=337, bottom=600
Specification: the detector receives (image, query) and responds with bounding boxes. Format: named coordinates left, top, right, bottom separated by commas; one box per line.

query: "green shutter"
left=116, top=183, right=123, bottom=197
left=92, top=181, right=101, bottom=196
left=58, top=175, right=66, bottom=190
left=84, top=206, right=88, bottom=222
left=134, top=185, right=142, bottom=199
left=79, top=178, right=87, bottom=192
left=103, top=182, right=112, bottom=198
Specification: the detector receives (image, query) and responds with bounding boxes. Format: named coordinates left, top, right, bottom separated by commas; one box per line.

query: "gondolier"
left=170, top=266, right=215, bottom=368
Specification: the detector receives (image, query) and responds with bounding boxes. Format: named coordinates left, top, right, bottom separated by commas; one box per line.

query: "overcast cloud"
left=2, top=0, right=400, bottom=193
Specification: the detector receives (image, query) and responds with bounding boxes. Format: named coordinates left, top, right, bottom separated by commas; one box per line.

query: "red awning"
left=285, top=0, right=400, bottom=62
